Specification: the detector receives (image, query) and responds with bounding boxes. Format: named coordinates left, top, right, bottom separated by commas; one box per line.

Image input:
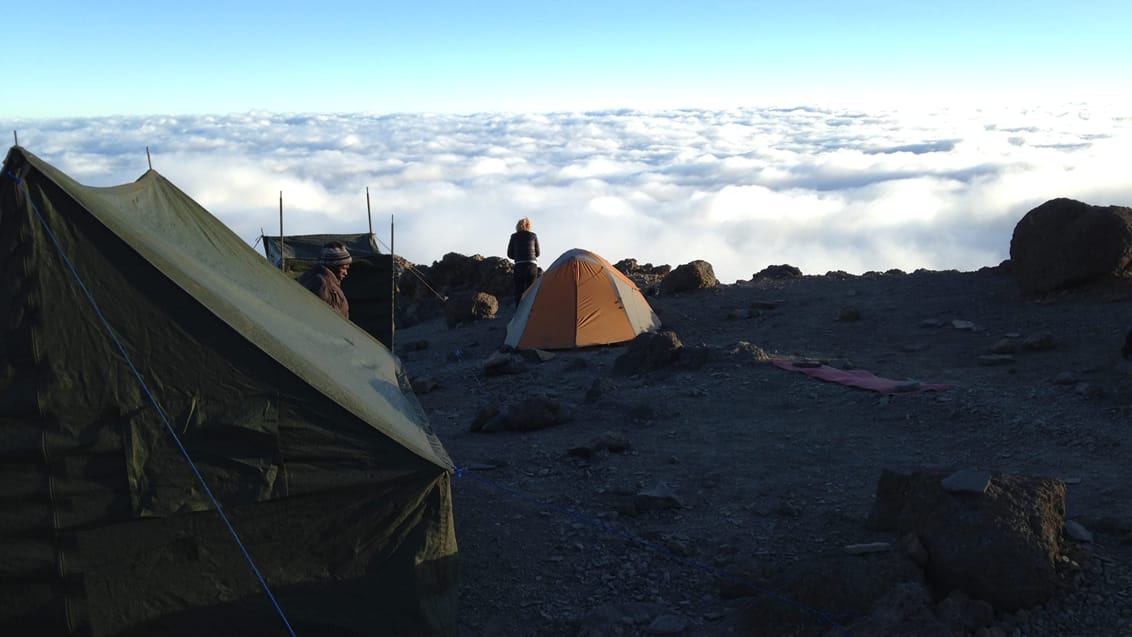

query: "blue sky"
left=4, top=3, right=1131, bottom=280
left=6, top=1, right=1131, bottom=118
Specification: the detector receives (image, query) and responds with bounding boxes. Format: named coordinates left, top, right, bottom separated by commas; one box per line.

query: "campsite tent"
left=505, top=248, right=662, bottom=350
left=262, top=233, right=396, bottom=349
left=0, top=147, right=457, bottom=636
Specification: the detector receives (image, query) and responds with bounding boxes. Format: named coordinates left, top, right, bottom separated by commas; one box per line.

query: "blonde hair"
left=516, top=217, right=532, bottom=232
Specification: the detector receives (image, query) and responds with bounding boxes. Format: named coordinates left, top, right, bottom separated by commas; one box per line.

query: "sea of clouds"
left=6, top=104, right=1130, bottom=283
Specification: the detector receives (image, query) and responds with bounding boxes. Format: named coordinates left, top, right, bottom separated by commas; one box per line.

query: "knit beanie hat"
left=319, top=242, right=352, bottom=267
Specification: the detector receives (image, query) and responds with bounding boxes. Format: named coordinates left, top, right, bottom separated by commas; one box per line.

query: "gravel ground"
left=397, top=265, right=1132, bottom=636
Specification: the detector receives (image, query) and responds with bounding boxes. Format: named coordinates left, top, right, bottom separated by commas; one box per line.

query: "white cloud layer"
left=6, top=104, right=1131, bottom=282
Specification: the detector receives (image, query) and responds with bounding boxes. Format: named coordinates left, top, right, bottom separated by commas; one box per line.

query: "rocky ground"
left=394, top=263, right=1132, bottom=637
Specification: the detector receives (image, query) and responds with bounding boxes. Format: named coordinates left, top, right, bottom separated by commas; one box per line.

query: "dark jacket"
left=507, top=230, right=540, bottom=263
left=297, top=265, right=350, bottom=319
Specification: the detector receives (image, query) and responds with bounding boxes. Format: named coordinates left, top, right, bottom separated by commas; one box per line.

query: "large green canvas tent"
left=0, top=147, right=458, bottom=636
left=262, top=233, right=395, bottom=350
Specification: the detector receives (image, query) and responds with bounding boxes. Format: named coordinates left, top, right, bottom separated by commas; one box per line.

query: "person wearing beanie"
left=507, top=217, right=540, bottom=307
left=297, top=241, right=352, bottom=318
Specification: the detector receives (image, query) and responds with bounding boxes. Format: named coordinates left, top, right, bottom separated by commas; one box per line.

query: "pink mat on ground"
left=772, top=361, right=953, bottom=395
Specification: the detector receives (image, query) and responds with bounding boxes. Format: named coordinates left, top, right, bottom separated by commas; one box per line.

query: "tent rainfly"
left=0, top=146, right=458, bottom=636
left=505, top=248, right=662, bottom=350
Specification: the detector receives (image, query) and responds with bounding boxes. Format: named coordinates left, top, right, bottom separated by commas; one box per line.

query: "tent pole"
left=12, top=131, right=17, bottom=146
left=146, top=146, right=152, bottom=170
left=278, top=192, right=285, bottom=271
left=366, top=187, right=373, bottom=237
left=390, top=214, right=395, bottom=351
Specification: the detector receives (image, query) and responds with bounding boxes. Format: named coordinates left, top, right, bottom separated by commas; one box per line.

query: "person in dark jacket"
left=507, top=217, right=540, bottom=307
left=297, top=242, right=351, bottom=318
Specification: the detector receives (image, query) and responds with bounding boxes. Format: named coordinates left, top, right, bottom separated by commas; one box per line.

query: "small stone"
left=635, top=482, right=682, bottom=511
left=1052, top=371, right=1079, bottom=385
left=952, top=319, right=977, bottom=331
left=586, top=378, right=618, bottom=404
left=900, top=533, right=929, bottom=565
left=478, top=414, right=510, bottom=433
left=1075, top=382, right=1104, bottom=399
left=411, top=377, right=439, bottom=394
left=465, top=461, right=505, bottom=471
left=977, top=354, right=1015, bottom=366
left=1023, top=332, right=1056, bottom=350
left=991, top=338, right=1018, bottom=354
left=646, top=614, right=688, bottom=634
left=844, top=542, right=891, bottom=554
left=520, top=348, right=557, bottom=363
left=1065, top=520, right=1094, bottom=543
left=942, top=468, right=992, bottom=493
left=482, top=351, right=526, bottom=376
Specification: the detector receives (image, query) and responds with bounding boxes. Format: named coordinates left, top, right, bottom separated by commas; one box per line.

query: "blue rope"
left=6, top=170, right=298, bottom=636
left=455, top=466, right=851, bottom=635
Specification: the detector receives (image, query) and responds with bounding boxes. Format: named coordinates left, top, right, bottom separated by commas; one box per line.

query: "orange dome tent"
left=505, top=248, right=661, bottom=350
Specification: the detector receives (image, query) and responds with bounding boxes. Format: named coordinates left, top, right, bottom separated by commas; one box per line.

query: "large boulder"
left=614, top=258, right=671, bottom=295
left=422, top=252, right=486, bottom=292
left=506, top=395, right=566, bottom=431
left=398, top=252, right=514, bottom=324
left=753, top=264, right=803, bottom=280
left=444, top=291, right=498, bottom=327
left=480, top=351, right=525, bottom=376
left=1009, top=198, right=1132, bottom=293
left=613, top=330, right=683, bottom=375
left=476, top=256, right=515, bottom=300
left=399, top=252, right=513, bottom=301
left=867, top=469, right=1067, bottom=610
left=613, top=258, right=671, bottom=277
left=659, top=260, right=718, bottom=294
